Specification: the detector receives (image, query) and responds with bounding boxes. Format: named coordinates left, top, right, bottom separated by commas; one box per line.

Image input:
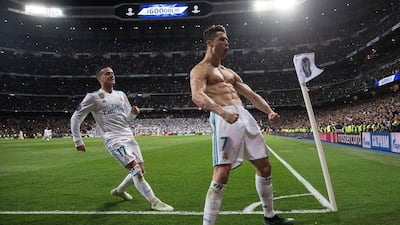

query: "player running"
left=42, top=127, right=52, bottom=141
left=70, top=66, right=173, bottom=211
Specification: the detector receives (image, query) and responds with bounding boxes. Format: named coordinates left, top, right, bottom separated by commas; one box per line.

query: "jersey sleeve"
left=122, top=92, right=137, bottom=122
left=70, top=93, right=95, bottom=147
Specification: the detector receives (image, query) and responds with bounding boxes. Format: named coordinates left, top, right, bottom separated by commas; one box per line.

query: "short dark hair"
left=203, top=25, right=226, bottom=43
left=96, top=66, right=111, bottom=78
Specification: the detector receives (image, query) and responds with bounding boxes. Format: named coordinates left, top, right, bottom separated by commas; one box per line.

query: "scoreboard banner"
left=114, top=2, right=213, bottom=19
left=8, top=1, right=250, bottom=20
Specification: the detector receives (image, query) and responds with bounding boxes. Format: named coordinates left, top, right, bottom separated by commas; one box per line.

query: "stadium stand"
left=0, top=0, right=399, bottom=138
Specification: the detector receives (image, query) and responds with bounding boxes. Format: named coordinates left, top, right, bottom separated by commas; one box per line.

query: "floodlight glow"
left=273, top=0, right=297, bottom=11
left=253, top=1, right=273, bottom=11
left=254, top=0, right=300, bottom=12
left=25, top=4, right=63, bottom=17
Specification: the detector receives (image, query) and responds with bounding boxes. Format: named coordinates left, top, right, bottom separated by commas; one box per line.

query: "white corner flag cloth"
left=293, top=52, right=324, bottom=84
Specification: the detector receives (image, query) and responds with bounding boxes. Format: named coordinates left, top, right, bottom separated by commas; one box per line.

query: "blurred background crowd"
left=0, top=0, right=399, bottom=138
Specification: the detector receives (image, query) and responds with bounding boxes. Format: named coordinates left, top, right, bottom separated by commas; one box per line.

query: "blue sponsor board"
left=391, top=133, right=400, bottom=154
left=337, top=133, right=362, bottom=146
left=362, top=132, right=371, bottom=149
left=370, top=133, right=391, bottom=152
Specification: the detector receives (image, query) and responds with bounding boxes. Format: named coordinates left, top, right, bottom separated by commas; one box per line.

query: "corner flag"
left=293, top=52, right=337, bottom=212
left=293, top=52, right=324, bottom=84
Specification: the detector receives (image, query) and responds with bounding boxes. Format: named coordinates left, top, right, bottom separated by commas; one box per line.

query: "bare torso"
left=203, top=63, right=243, bottom=106
left=190, top=51, right=276, bottom=125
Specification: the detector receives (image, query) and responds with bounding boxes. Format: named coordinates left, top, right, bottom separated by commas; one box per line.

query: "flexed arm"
left=232, top=72, right=280, bottom=123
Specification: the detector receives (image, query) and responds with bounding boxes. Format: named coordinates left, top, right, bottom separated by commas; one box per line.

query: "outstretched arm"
left=233, top=72, right=280, bottom=122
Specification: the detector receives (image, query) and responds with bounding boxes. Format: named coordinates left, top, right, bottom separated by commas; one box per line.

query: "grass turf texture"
left=0, top=135, right=399, bottom=225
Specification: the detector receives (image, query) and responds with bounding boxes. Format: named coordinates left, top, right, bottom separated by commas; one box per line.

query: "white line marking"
left=268, top=145, right=332, bottom=210
left=274, top=193, right=313, bottom=200
left=243, top=193, right=313, bottom=212
left=0, top=209, right=330, bottom=215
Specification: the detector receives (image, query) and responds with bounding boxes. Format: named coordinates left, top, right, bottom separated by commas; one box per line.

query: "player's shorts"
left=106, top=139, right=143, bottom=167
left=209, top=105, right=268, bottom=169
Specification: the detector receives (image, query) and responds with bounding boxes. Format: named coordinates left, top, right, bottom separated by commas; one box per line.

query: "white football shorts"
left=106, top=139, right=143, bottom=167
left=209, top=105, right=268, bottom=169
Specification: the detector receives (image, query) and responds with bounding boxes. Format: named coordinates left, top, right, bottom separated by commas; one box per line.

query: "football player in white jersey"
left=42, top=127, right=52, bottom=141
left=70, top=66, right=173, bottom=211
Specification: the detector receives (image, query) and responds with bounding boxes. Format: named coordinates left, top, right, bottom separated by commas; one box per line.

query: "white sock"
left=116, top=174, right=133, bottom=193
left=130, top=166, right=158, bottom=204
left=203, top=181, right=226, bottom=225
left=255, top=175, right=275, bottom=218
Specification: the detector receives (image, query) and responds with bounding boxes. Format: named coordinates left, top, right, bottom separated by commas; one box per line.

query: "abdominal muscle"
left=205, top=81, right=243, bottom=107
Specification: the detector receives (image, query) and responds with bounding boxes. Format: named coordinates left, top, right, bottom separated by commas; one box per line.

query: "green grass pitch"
left=0, top=135, right=399, bottom=225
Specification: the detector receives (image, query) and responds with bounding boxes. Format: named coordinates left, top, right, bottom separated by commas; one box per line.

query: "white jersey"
left=44, top=129, right=52, bottom=136
left=42, top=128, right=52, bottom=141
left=70, top=89, right=137, bottom=148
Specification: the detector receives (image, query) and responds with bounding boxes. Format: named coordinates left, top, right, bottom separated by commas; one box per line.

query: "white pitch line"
left=0, top=194, right=329, bottom=216
left=243, top=193, right=313, bottom=212
left=268, top=145, right=332, bottom=210
left=0, top=209, right=330, bottom=215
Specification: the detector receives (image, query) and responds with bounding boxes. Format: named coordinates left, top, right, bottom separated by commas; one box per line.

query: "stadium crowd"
left=1, top=1, right=399, bottom=58
left=0, top=0, right=399, bottom=138
left=0, top=0, right=399, bottom=75
left=1, top=57, right=399, bottom=110
left=1, top=89, right=398, bottom=139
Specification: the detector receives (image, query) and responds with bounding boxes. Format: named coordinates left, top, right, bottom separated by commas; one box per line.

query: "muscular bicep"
left=189, top=66, right=224, bottom=114
left=232, top=72, right=257, bottom=100
left=190, top=66, right=208, bottom=99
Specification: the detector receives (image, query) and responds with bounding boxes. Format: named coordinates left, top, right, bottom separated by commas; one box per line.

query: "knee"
left=126, top=161, right=146, bottom=174
left=213, top=165, right=231, bottom=184
left=125, top=161, right=137, bottom=170
left=220, top=168, right=230, bottom=178
left=138, top=163, right=146, bottom=174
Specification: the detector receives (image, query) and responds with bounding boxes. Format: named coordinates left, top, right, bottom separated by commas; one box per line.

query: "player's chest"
left=208, top=67, right=235, bottom=85
left=95, top=93, right=125, bottom=110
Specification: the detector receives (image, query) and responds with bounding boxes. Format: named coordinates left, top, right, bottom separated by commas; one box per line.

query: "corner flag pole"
left=293, top=52, right=337, bottom=211
left=299, top=83, right=337, bottom=212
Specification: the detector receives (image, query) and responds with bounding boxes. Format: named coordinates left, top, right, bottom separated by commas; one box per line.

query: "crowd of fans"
left=275, top=92, right=400, bottom=133
left=0, top=0, right=399, bottom=75
left=1, top=89, right=398, bottom=139
left=0, top=0, right=399, bottom=138
left=1, top=1, right=398, bottom=58
left=1, top=58, right=398, bottom=111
